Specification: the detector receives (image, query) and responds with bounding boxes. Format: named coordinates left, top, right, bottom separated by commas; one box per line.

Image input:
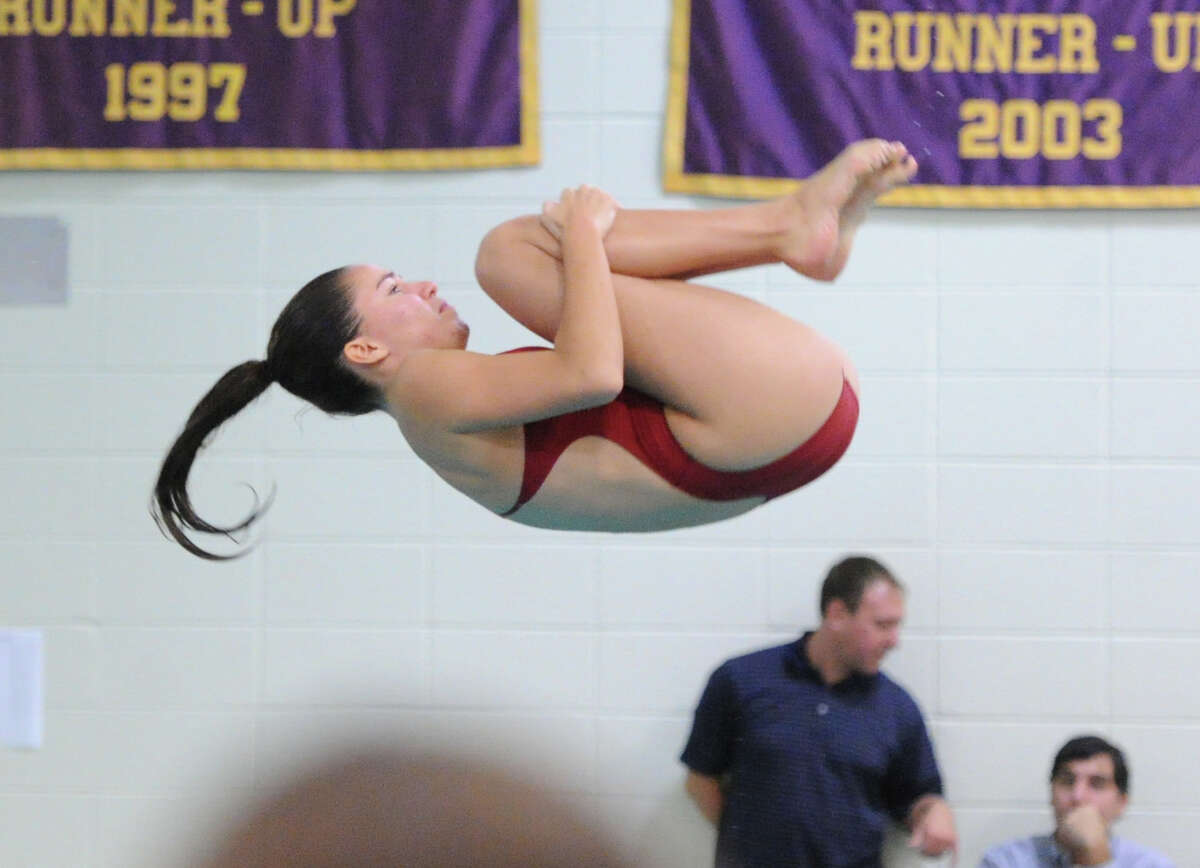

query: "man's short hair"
left=1050, top=735, right=1130, bottom=795
left=819, top=555, right=902, bottom=615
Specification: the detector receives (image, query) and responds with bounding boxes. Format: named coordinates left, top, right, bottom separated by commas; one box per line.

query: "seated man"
left=979, top=734, right=1174, bottom=868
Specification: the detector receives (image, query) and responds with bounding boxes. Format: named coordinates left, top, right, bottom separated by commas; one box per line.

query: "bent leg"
left=469, top=139, right=916, bottom=466
left=529, top=138, right=917, bottom=282
left=475, top=221, right=856, bottom=468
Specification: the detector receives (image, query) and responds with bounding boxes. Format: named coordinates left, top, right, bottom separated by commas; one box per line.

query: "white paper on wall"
left=0, top=629, right=44, bottom=750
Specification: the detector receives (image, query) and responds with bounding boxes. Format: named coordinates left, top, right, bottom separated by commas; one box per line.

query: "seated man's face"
left=1050, top=753, right=1128, bottom=827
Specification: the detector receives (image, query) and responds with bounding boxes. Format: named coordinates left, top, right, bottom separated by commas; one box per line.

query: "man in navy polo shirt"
left=681, top=555, right=955, bottom=867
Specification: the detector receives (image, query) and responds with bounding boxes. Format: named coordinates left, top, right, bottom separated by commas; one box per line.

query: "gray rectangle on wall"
left=0, top=217, right=68, bottom=305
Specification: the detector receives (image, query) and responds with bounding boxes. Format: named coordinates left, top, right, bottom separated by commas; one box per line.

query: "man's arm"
left=907, top=793, right=957, bottom=858
left=1056, top=805, right=1112, bottom=866
left=680, top=664, right=736, bottom=827
left=684, top=770, right=724, bottom=826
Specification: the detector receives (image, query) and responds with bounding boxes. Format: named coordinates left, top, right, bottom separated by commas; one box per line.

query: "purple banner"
left=664, top=0, right=1200, bottom=207
left=0, top=0, right=538, bottom=169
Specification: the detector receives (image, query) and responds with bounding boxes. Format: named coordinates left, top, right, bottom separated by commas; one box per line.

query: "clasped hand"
left=540, top=184, right=618, bottom=239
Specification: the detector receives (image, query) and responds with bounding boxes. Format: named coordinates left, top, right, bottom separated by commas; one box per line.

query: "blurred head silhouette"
left=203, top=749, right=628, bottom=868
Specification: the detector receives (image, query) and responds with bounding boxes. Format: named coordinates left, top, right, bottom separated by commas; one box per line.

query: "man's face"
left=832, top=578, right=904, bottom=675
left=1051, top=754, right=1128, bottom=828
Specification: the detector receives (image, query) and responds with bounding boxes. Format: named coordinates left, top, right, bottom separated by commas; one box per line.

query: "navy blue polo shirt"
left=681, top=633, right=943, bottom=868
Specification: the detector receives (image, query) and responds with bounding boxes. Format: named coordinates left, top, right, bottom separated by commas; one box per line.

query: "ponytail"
left=153, top=267, right=383, bottom=559
left=152, top=360, right=274, bottom=560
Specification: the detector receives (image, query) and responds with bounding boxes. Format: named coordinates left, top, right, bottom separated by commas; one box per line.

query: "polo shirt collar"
left=1037, top=832, right=1120, bottom=867
left=786, top=631, right=878, bottom=693
left=1035, top=835, right=1069, bottom=866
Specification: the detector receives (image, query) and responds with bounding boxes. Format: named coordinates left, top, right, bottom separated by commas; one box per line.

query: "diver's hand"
left=541, top=184, right=618, bottom=240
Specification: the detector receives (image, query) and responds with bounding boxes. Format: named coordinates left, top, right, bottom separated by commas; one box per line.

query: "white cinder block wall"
left=2, top=1, right=1199, bottom=866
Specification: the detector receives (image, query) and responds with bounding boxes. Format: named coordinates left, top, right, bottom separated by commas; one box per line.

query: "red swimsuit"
left=499, top=348, right=859, bottom=517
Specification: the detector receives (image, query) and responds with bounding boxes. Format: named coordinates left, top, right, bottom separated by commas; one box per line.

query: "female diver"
left=154, top=139, right=918, bottom=558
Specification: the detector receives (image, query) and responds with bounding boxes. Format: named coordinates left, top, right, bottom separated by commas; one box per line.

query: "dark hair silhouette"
left=1051, top=734, right=1130, bottom=795
left=152, top=267, right=382, bottom=559
left=819, top=555, right=903, bottom=614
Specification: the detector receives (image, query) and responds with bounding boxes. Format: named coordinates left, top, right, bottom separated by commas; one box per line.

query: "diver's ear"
left=343, top=336, right=389, bottom=366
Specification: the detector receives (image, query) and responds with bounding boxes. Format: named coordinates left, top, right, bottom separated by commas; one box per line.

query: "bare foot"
left=822, top=141, right=918, bottom=279
left=778, top=139, right=917, bottom=281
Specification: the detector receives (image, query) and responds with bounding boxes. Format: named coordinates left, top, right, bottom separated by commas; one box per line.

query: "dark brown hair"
left=819, top=555, right=903, bottom=614
left=152, top=267, right=382, bottom=559
left=1052, top=734, right=1129, bottom=794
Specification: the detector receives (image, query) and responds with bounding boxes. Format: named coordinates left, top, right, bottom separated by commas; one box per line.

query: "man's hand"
left=908, top=795, right=957, bottom=861
left=1056, top=804, right=1112, bottom=866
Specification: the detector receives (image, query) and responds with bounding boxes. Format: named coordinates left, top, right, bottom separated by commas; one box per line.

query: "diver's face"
left=346, top=265, right=468, bottom=355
